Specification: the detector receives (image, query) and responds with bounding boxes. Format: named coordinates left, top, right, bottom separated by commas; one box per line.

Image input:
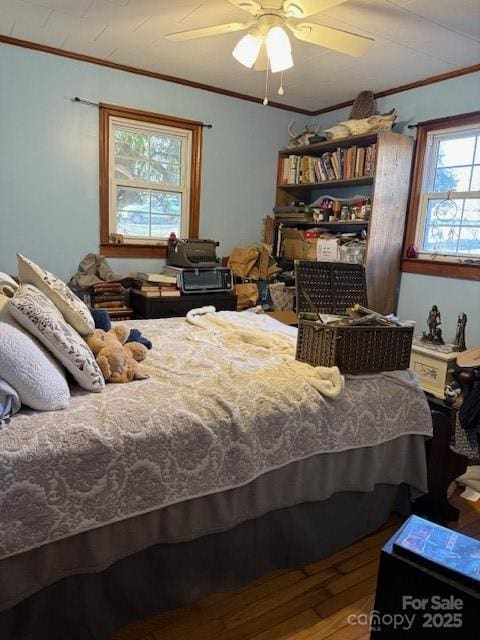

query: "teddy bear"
left=87, top=326, right=149, bottom=383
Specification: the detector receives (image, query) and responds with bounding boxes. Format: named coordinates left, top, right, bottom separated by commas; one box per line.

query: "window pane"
left=437, top=137, right=475, bottom=167
left=115, top=158, right=150, bottom=181
left=457, top=226, right=480, bottom=256
left=475, top=137, right=480, bottom=165
left=471, top=166, right=480, bottom=191
left=114, top=129, right=182, bottom=186
left=151, top=191, right=181, bottom=214
left=463, top=199, right=480, bottom=223
left=150, top=137, right=181, bottom=185
left=114, top=130, right=149, bottom=159
left=425, top=198, right=463, bottom=226
left=433, top=166, right=472, bottom=192
left=115, top=186, right=181, bottom=239
left=150, top=136, right=181, bottom=164
left=116, top=211, right=151, bottom=237
left=423, top=224, right=460, bottom=254
left=149, top=162, right=181, bottom=185
left=117, top=187, right=150, bottom=212
left=151, top=214, right=181, bottom=238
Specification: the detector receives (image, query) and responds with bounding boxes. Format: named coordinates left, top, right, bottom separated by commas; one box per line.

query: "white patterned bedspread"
left=0, top=311, right=432, bottom=560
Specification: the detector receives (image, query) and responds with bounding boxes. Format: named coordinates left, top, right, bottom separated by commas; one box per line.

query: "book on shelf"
left=136, top=272, right=177, bottom=285
left=321, top=152, right=336, bottom=181
left=131, top=279, right=159, bottom=291
left=274, top=211, right=314, bottom=219
left=107, top=307, right=133, bottom=322
left=134, top=288, right=180, bottom=297
left=93, top=293, right=125, bottom=302
left=94, top=301, right=129, bottom=309
left=314, top=156, right=327, bottom=182
left=159, top=289, right=181, bottom=297
left=330, top=152, right=340, bottom=180
left=277, top=143, right=377, bottom=185
left=92, top=281, right=123, bottom=290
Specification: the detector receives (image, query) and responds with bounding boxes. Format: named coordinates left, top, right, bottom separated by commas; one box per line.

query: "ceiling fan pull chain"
left=263, top=65, right=269, bottom=105
left=278, top=70, right=285, bottom=96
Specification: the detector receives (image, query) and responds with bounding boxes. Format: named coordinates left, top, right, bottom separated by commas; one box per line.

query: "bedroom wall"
left=0, top=43, right=306, bottom=281
left=310, top=71, right=480, bottom=347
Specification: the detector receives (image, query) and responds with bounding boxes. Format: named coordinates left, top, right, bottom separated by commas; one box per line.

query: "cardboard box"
left=316, top=238, right=339, bottom=262
left=282, top=228, right=317, bottom=260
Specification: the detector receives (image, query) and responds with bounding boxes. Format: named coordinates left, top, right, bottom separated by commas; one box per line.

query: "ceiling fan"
left=166, top=0, right=374, bottom=72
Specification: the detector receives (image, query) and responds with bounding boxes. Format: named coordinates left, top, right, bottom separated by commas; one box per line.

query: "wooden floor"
left=112, top=492, right=480, bottom=640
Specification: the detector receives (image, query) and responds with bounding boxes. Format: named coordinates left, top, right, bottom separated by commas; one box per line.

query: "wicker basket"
left=296, top=320, right=414, bottom=374
left=294, top=261, right=413, bottom=373
left=295, top=261, right=368, bottom=315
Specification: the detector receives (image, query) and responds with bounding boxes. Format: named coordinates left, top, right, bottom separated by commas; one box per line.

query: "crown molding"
left=0, top=34, right=479, bottom=117
left=0, top=34, right=311, bottom=115
left=311, top=63, right=480, bottom=116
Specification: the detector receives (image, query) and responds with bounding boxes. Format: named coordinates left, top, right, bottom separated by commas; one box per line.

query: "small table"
left=410, top=338, right=458, bottom=399
left=130, top=290, right=236, bottom=319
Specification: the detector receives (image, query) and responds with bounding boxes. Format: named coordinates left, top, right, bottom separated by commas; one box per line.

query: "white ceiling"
left=1, top=0, right=479, bottom=112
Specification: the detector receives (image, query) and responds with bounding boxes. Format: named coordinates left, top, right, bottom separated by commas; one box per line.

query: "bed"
left=0, top=309, right=433, bottom=640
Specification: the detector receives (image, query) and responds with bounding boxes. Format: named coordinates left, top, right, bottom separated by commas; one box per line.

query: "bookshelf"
left=273, top=131, right=414, bottom=315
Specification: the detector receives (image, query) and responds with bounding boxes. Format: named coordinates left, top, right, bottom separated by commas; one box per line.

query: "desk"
left=130, top=290, right=236, bottom=319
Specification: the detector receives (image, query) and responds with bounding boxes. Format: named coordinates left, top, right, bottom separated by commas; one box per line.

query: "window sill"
left=100, top=243, right=167, bottom=259
left=401, top=257, right=480, bottom=281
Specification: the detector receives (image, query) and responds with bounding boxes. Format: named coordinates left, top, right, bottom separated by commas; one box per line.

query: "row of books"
left=277, top=144, right=376, bottom=185
left=92, top=282, right=129, bottom=310
left=132, top=273, right=180, bottom=298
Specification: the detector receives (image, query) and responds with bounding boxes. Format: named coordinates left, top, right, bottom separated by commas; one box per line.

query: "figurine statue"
left=454, top=313, right=467, bottom=351
left=422, top=305, right=444, bottom=344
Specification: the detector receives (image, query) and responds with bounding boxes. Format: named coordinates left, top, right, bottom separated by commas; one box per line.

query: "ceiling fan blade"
left=227, top=0, right=262, bottom=14
left=166, top=21, right=252, bottom=42
left=288, top=21, right=374, bottom=56
left=254, top=45, right=269, bottom=71
left=283, top=0, right=347, bottom=18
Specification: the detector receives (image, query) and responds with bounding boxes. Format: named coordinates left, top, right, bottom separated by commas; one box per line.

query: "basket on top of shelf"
left=295, top=261, right=414, bottom=374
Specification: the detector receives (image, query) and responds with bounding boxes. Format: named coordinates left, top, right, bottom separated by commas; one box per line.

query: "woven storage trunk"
left=294, top=261, right=413, bottom=374
left=295, top=261, right=368, bottom=314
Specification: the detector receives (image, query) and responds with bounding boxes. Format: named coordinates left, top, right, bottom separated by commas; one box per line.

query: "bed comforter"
left=0, top=311, right=432, bottom=563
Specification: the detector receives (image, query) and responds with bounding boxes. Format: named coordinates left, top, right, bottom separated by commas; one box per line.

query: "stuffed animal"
left=90, top=309, right=153, bottom=349
left=87, top=326, right=149, bottom=383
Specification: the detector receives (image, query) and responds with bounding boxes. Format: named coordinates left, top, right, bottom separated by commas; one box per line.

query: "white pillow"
left=17, top=253, right=94, bottom=336
left=9, top=285, right=105, bottom=393
left=0, top=294, right=70, bottom=411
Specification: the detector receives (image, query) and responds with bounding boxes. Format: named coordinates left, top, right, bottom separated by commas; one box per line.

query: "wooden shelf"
left=279, top=132, right=379, bottom=156
left=274, top=131, right=415, bottom=315
left=277, top=176, right=374, bottom=189
left=275, top=220, right=369, bottom=226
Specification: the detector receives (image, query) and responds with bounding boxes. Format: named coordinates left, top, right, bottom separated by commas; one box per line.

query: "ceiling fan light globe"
left=232, top=33, right=262, bottom=67
left=266, top=26, right=294, bottom=72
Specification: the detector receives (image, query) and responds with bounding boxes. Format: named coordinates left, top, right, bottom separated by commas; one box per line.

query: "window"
left=403, top=111, right=480, bottom=280
left=100, top=104, right=202, bottom=258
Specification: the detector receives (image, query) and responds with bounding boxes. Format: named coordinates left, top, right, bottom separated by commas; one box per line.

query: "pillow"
left=0, top=272, right=18, bottom=297
left=0, top=294, right=70, bottom=411
left=17, top=253, right=94, bottom=336
left=9, top=285, right=105, bottom=393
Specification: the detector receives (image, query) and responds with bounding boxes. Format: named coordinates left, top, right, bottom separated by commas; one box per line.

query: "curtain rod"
left=71, top=97, right=213, bottom=128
